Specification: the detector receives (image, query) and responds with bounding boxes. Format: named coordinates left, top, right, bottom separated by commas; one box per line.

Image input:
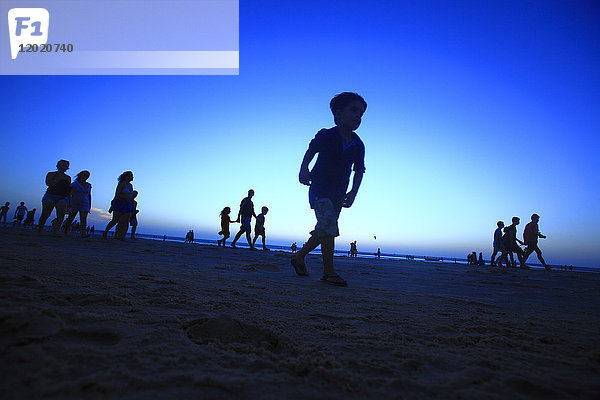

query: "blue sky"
left=1, top=1, right=599, bottom=267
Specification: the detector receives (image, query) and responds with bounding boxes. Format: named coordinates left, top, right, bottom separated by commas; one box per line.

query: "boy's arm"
left=342, top=170, right=363, bottom=208
left=299, top=148, right=317, bottom=185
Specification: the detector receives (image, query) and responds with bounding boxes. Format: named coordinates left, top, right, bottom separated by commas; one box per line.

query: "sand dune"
left=1, top=228, right=598, bottom=399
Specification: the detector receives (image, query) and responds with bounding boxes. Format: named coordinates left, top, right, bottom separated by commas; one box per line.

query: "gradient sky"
left=1, top=1, right=599, bottom=267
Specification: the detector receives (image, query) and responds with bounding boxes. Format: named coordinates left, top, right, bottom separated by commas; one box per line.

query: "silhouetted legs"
left=231, top=229, right=253, bottom=248
left=103, top=212, right=130, bottom=240
left=490, top=247, right=501, bottom=266
left=294, top=235, right=335, bottom=275
left=64, top=210, right=89, bottom=237
left=38, top=201, right=67, bottom=235
left=252, top=233, right=267, bottom=250
left=523, top=244, right=549, bottom=269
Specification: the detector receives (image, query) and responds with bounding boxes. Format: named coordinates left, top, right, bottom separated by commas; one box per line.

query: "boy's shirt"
left=523, top=221, right=539, bottom=244
left=502, top=224, right=518, bottom=248
left=493, top=227, right=503, bottom=247
left=15, top=205, right=27, bottom=216
left=308, top=127, right=365, bottom=210
left=255, top=213, right=265, bottom=229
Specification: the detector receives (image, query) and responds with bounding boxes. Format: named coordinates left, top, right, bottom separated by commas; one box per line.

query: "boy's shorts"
left=310, top=198, right=340, bottom=239
left=240, top=217, right=252, bottom=233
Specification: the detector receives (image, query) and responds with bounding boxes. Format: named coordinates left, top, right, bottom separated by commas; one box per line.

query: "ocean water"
left=133, top=232, right=599, bottom=273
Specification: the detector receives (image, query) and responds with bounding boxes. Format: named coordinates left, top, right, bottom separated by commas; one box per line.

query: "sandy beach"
left=1, top=228, right=598, bottom=399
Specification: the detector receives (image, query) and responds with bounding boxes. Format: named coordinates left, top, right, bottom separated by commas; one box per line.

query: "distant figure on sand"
left=103, top=171, right=134, bottom=240
left=252, top=206, right=269, bottom=250
left=63, top=170, right=92, bottom=238
left=497, top=217, right=525, bottom=268
left=13, top=202, right=28, bottom=226
left=478, top=252, right=484, bottom=265
left=467, top=251, right=477, bottom=265
left=291, top=242, right=297, bottom=254
left=130, top=191, right=139, bottom=240
left=231, top=189, right=256, bottom=249
left=376, top=248, right=381, bottom=259
left=217, top=207, right=236, bottom=246
left=522, top=213, right=550, bottom=270
left=291, top=92, right=367, bottom=287
left=38, top=160, right=71, bottom=235
left=0, top=202, right=9, bottom=225
left=490, top=221, right=505, bottom=266
left=23, top=209, right=36, bottom=228
left=350, top=241, right=359, bottom=257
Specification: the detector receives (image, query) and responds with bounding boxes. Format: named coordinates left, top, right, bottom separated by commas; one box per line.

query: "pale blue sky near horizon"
left=1, top=1, right=599, bottom=267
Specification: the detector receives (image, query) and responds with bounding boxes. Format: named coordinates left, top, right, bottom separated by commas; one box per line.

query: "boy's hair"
left=118, top=171, right=133, bottom=182
left=261, top=206, right=269, bottom=213
left=531, top=213, right=539, bottom=220
left=497, top=221, right=504, bottom=227
left=330, top=92, right=367, bottom=116
left=512, top=216, right=520, bottom=223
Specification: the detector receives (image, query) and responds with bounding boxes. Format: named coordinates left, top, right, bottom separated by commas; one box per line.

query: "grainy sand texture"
left=1, top=229, right=599, bottom=399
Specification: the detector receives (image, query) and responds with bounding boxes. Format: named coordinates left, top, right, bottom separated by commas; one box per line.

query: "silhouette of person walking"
left=497, top=217, right=525, bottom=268
left=0, top=202, right=9, bottom=225
left=63, top=170, right=92, bottom=238
left=217, top=207, right=235, bottom=246
left=490, top=221, right=505, bottom=266
left=252, top=206, right=269, bottom=250
left=13, top=202, right=28, bottom=226
left=231, top=189, right=256, bottom=249
left=130, top=191, right=139, bottom=239
left=38, top=160, right=71, bottom=236
left=291, top=92, right=367, bottom=286
left=103, top=171, right=134, bottom=240
left=522, top=213, right=550, bottom=270
left=23, top=208, right=36, bottom=228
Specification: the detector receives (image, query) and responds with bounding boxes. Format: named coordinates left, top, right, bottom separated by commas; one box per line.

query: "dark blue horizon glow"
left=1, top=1, right=599, bottom=267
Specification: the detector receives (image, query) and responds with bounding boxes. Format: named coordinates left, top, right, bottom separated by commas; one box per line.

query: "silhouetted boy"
left=522, top=213, right=550, bottom=270
left=0, top=202, right=10, bottom=225
left=14, top=202, right=28, bottom=226
left=252, top=206, right=269, bottom=250
left=498, top=217, right=525, bottom=268
left=490, top=220, right=505, bottom=266
left=231, top=189, right=256, bottom=249
left=23, top=208, right=36, bottom=228
left=291, top=92, right=367, bottom=286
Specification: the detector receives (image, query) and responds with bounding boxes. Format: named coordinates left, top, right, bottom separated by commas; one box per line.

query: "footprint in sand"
left=0, top=310, right=64, bottom=346
left=63, top=329, right=121, bottom=346
left=185, top=314, right=281, bottom=352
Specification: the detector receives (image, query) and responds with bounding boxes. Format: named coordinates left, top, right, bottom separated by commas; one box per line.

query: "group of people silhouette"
left=12, top=160, right=140, bottom=240
left=4, top=93, right=560, bottom=287
left=0, top=201, right=35, bottom=228
left=217, top=189, right=270, bottom=251
left=490, top=214, right=550, bottom=270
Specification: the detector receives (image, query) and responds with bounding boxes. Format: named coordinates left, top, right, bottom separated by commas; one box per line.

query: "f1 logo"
left=8, top=8, right=49, bottom=60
